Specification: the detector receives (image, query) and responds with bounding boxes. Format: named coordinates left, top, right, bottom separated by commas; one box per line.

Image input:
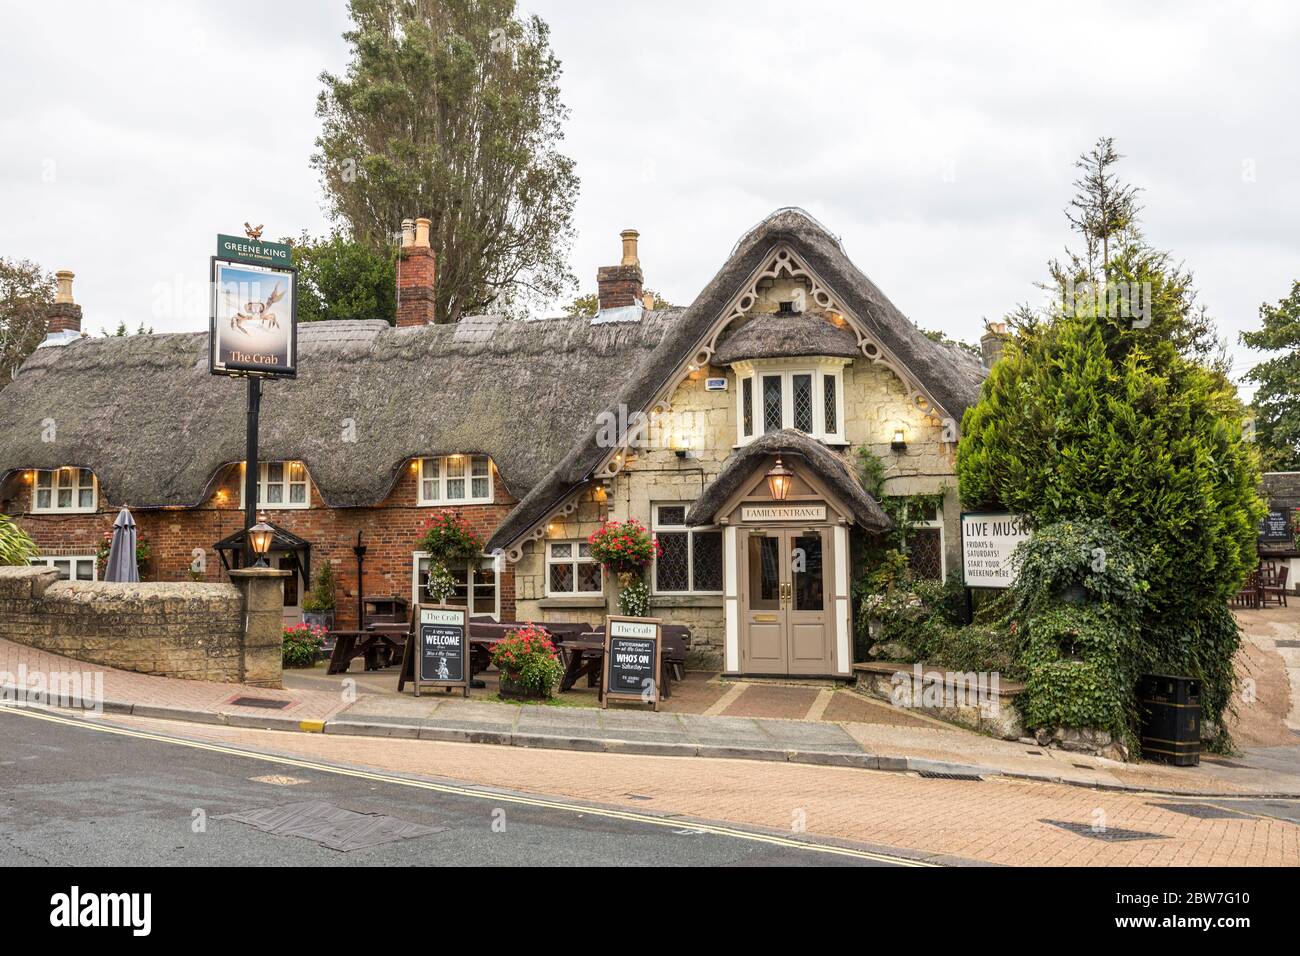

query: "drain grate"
left=218, top=801, right=447, bottom=852
left=230, top=696, right=290, bottom=710
left=1041, top=819, right=1167, bottom=842
left=916, top=771, right=982, bottom=781
left=1153, top=802, right=1250, bottom=820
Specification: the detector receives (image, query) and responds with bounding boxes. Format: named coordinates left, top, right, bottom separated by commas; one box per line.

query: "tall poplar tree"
left=313, top=0, right=579, bottom=322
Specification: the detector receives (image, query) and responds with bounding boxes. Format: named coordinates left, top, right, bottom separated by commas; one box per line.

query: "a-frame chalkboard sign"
left=398, top=604, right=469, bottom=698
left=602, top=615, right=662, bottom=711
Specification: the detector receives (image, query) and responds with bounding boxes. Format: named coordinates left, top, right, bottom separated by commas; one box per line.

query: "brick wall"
left=2, top=461, right=518, bottom=629
left=0, top=565, right=248, bottom=683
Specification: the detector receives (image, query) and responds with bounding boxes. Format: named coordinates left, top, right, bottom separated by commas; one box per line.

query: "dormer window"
left=734, top=360, right=847, bottom=445
left=240, top=462, right=311, bottom=510
left=32, top=468, right=97, bottom=514
left=418, top=455, right=493, bottom=506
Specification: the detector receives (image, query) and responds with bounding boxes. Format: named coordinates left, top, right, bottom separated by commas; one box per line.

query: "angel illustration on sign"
left=225, top=282, right=285, bottom=335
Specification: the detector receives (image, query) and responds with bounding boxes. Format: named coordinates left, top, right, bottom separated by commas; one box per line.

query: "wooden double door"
left=740, top=527, right=832, bottom=674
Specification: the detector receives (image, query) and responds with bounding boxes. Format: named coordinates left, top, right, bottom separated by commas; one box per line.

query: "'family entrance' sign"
left=960, top=512, right=1032, bottom=588
left=602, top=616, right=662, bottom=711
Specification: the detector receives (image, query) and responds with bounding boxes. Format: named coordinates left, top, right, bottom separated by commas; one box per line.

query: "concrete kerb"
left=12, top=687, right=1300, bottom=799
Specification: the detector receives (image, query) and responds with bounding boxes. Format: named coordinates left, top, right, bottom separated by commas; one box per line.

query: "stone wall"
left=0, top=564, right=258, bottom=684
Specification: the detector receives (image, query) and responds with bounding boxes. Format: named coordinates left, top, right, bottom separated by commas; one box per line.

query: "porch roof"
left=684, top=429, right=893, bottom=532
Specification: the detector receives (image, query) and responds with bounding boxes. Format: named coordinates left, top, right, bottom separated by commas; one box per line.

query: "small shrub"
left=302, top=562, right=337, bottom=613
left=283, top=623, right=326, bottom=668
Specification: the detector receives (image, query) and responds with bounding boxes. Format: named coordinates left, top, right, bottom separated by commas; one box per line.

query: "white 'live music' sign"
left=961, top=512, right=1031, bottom=588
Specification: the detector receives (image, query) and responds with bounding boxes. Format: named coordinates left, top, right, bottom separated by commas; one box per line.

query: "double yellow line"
left=3, top=706, right=935, bottom=867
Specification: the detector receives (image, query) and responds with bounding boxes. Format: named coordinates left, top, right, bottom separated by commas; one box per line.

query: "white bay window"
left=32, top=468, right=97, bottom=514
left=735, top=359, right=847, bottom=445
left=419, top=455, right=493, bottom=505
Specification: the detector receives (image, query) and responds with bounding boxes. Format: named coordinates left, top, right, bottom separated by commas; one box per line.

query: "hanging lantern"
left=766, top=456, right=794, bottom=501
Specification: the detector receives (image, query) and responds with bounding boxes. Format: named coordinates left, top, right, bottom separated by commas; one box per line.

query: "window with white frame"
left=32, top=468, right=97, bottom=514
left=412, top=552, right=500, bottom=619
left=244, top=462, right=311, bottom=509
left=653, top=504, right=723, bottom=594
left=546, top=540, right=602, bottom=596
left=30, top=555, right=97, bottom=581
left=734, top=361, right=847, bottom=445
left=419, top=455, right=493, bottom=505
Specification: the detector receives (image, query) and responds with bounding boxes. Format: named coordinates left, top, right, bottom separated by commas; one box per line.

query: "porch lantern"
left=766, top=457, right=794, bottom=501
left=248, top=516, right=275, bottom=568
left=891, top=427, right=908, bottom=452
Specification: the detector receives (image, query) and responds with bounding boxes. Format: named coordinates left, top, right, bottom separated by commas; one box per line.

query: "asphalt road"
left=0, top=708, right=922, bottom=867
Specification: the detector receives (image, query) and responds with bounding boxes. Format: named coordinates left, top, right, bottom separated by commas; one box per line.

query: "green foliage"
left=1010, top=519, right=1147, bottom=615
left=417, top=512, right=484, bottom=565
left=1241, top=280, right=1300, bottom=471
left=290, top=231, right=396, bottom=324
left=0, top=514, right=39, bottom=566
left=313, top=0, right=579, bottom=321
left=1018, top=605, right=1137, bottom=744
left=283, top=623, right=326, bottom=668
left=302, top=561, right=338, bottom=613
left=855, top=447, right=947, bottom=572
left=0, top=257, right=54, bottom=385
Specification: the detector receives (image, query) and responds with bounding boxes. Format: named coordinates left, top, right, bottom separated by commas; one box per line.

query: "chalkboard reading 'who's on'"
left=603, top=616, right=662, bottom=711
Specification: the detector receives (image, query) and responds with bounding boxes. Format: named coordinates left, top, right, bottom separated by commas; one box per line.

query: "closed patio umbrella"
left=104, top=507, right=139, bottom=583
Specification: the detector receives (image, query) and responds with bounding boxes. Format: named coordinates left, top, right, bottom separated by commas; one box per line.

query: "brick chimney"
left=396, top=217, right=438, bottom=326
left=47, top=270, right=82, bottom=334
left=596, top=229, right=643, bottom=311
left=980, top=322, right=1008, bottom=368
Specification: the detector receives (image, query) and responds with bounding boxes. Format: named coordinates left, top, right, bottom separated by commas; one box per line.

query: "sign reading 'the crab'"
left=209, top=247, right=297, bottom=378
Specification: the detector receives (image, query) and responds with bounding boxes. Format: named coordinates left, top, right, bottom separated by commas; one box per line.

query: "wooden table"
left=326, top=627, right=408, bottom=674
left=559, top=634, right=674, bottom=700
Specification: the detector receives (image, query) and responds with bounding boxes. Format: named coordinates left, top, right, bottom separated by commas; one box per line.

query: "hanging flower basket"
left=587, top=519, right=662, bottom=576
left=417, top=512, right=483, bottom=565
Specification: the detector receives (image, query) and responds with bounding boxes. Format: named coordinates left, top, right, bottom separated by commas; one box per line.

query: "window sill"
left=650, top=594, right=724, bottom=609
left=30, top=508, right=98, bottom=516
left=419, top=500, right=494, bottom=508
left=538, top=595, right=608, bottom=609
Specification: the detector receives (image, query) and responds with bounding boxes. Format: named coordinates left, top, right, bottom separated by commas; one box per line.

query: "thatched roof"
left=712, top=311, right=860, bottom=364
left=489, top=208, right=983, bottom=551
left=0, top=315, right=675, bottom=509
left=684, top=429, right=892, bottom=532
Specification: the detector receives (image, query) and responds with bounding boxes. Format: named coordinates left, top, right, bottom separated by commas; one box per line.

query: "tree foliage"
left=0, top=257, right=54, bottom=385
left=1241, top=280, right=1300, bottom=471
left=313, top=0, right=579, bottom=322
left=957, top=139, right=1263, bottom=744
left=562, top=289, right=675, bottom=318
left=289, top=232, right=397, bottom=324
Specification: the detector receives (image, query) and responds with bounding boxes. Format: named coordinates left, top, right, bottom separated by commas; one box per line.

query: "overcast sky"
left=2, top=1, right=1297, bottom=397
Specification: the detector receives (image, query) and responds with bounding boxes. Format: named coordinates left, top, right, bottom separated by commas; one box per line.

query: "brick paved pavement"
left=99, top=714, right=1300, bottom=866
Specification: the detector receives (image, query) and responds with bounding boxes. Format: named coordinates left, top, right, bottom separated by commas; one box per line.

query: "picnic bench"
left=557, top=625, right=691, bottom=700
left=1233, top=563, right=1291, bottom=609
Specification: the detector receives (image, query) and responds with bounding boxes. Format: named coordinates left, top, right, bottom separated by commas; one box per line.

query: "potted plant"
left=490, top=624, right=563, bottom=699
left=302, top=562, right=338, bottom=630
left=588, top=518, right=661, bottom=608
left=282, top=622, right=326, bottom=668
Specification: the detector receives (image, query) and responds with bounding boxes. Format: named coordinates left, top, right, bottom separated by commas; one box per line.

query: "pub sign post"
left=208, top=232, right=298, bottom=563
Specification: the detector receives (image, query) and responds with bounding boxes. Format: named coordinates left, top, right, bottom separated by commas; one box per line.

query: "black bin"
left=1139, top=674, right=1201, bottom=766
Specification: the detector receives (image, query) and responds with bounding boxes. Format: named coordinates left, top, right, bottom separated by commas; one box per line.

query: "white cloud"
left=1, top=0, right=1296, bottom=388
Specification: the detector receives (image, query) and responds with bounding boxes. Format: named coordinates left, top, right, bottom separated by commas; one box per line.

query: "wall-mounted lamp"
left=766, top=457, right=794, bottom=500
left=891, top=427, right=908, bottom=452
left=674, top=434, right=693, bottom=459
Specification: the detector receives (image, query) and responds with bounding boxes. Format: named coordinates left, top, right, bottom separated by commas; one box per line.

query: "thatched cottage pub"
left=0, top=209, right=993, bottom=674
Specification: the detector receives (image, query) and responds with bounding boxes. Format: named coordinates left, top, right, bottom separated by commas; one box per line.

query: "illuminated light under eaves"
left=766, top=457, right=794, bottom=501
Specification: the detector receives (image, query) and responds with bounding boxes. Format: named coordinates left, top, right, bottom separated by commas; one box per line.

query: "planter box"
left=499, top=672, right=552, bottom=700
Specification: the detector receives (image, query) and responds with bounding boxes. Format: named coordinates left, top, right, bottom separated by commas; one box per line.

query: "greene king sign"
left=209, top=234, right=298, bottom=378
left=961, top=512, right=1031, bottom=588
